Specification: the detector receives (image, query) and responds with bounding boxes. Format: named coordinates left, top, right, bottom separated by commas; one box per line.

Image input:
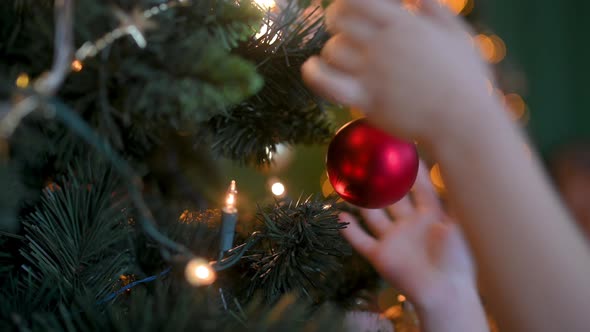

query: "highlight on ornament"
left=185, top=258, right=216, bottom=286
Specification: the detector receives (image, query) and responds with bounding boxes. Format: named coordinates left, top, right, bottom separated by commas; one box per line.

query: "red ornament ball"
left=326, top=119, right=419, bottom=209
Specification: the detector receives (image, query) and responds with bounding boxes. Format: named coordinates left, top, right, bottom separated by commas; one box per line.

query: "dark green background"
left=486, top=0, right=590, bottom=157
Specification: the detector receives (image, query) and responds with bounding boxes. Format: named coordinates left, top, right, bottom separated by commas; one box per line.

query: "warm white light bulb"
left=271, top=182, right=285, bottom=196
left=195, top=265, right=211, bottom=279
left=185, top=258, right=216, bottom=286
left=224, top=180, right=237, bottom=212
left=254, top=0, right=276, bottom=9
left=226, top=193, right=235, bottom=207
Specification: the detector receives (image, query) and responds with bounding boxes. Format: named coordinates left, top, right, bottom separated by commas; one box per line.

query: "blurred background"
left=487, top=0, right=590, bottom=156
left=228, top=0, right=590, bottom=213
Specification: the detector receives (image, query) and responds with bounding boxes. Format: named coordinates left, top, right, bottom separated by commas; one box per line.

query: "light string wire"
left=96, top=231, right=263, bottom=303
left=97, top=267, right=172, bottom=304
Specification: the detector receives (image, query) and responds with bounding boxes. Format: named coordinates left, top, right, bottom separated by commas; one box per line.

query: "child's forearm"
left=427, top=98, right=590, bottom=331
left=416, top=281, right=488, bottom=332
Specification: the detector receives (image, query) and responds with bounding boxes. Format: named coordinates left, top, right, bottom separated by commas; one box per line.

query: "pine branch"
left=202, top=3, right=334, bottom=165
left=0, top=275, right=62, bottom=329
left=241, top=196, right=351, bottom=303
left=19, top=158, right=132, bottom=301
left=14, top=284, right=345, bottom=332
left=48, top=98, right=191, bottom=257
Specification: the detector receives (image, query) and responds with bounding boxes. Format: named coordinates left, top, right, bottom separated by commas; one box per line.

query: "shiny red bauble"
left=326, top=119, right=419, bottom=209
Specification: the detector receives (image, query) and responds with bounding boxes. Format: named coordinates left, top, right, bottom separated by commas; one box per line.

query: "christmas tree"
left=0, top=0, right=515, bottom=331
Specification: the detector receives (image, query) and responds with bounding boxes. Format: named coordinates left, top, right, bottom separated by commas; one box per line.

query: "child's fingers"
left=412, top=161, right=442, bottom=212
left=326, top=12, right=378, bottom=44
left=360, top=208, right=392, bottom=236
left=301, top=56, right=368, bottom=107
left=387, top=196, right=415, bottom=219
left=320, top=34, right=364, bottom=74
left=339, top=213, right=377, bottom=257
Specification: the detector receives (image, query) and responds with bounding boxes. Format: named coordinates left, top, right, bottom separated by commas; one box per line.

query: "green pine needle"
left=19, top=158, right=132, bottom=302
left=243, top=196, right=351, bottom=303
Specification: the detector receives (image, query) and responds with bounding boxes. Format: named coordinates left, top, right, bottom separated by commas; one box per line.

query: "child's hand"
left=339, top=163, right=476, bottom=312
left=302, top=0, right=494, bottom=140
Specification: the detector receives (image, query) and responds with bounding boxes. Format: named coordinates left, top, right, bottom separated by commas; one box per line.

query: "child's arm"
left=339, top=164, right=488, bottom=332
left=432, top=99, right=590, bottom=331
left=303, top=0, right=590, bottom=330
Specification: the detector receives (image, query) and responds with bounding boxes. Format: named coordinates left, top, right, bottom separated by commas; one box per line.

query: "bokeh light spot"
left=504, top=93, right=527, bottom=121
left=16, top=73, right=30, bottom=88
left=430, top=163, right=446, bottom=191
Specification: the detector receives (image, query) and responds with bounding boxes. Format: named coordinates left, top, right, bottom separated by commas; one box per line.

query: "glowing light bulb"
left=226, top=193, right=235, bottom=207
left=397, top=294, right=407, bottom=302
left=225, top=180, right=237, bottom=212
left=15, top=73, right=30, bottom=88
left=195, top=265, right=211, bottom=279
left=71, top=60, right=83, bottom=72
left=254, top=0, right=276, bottom=9
left=271, top=181, right=285, bottom=196
left=185, top=258, right=216, bottom=286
